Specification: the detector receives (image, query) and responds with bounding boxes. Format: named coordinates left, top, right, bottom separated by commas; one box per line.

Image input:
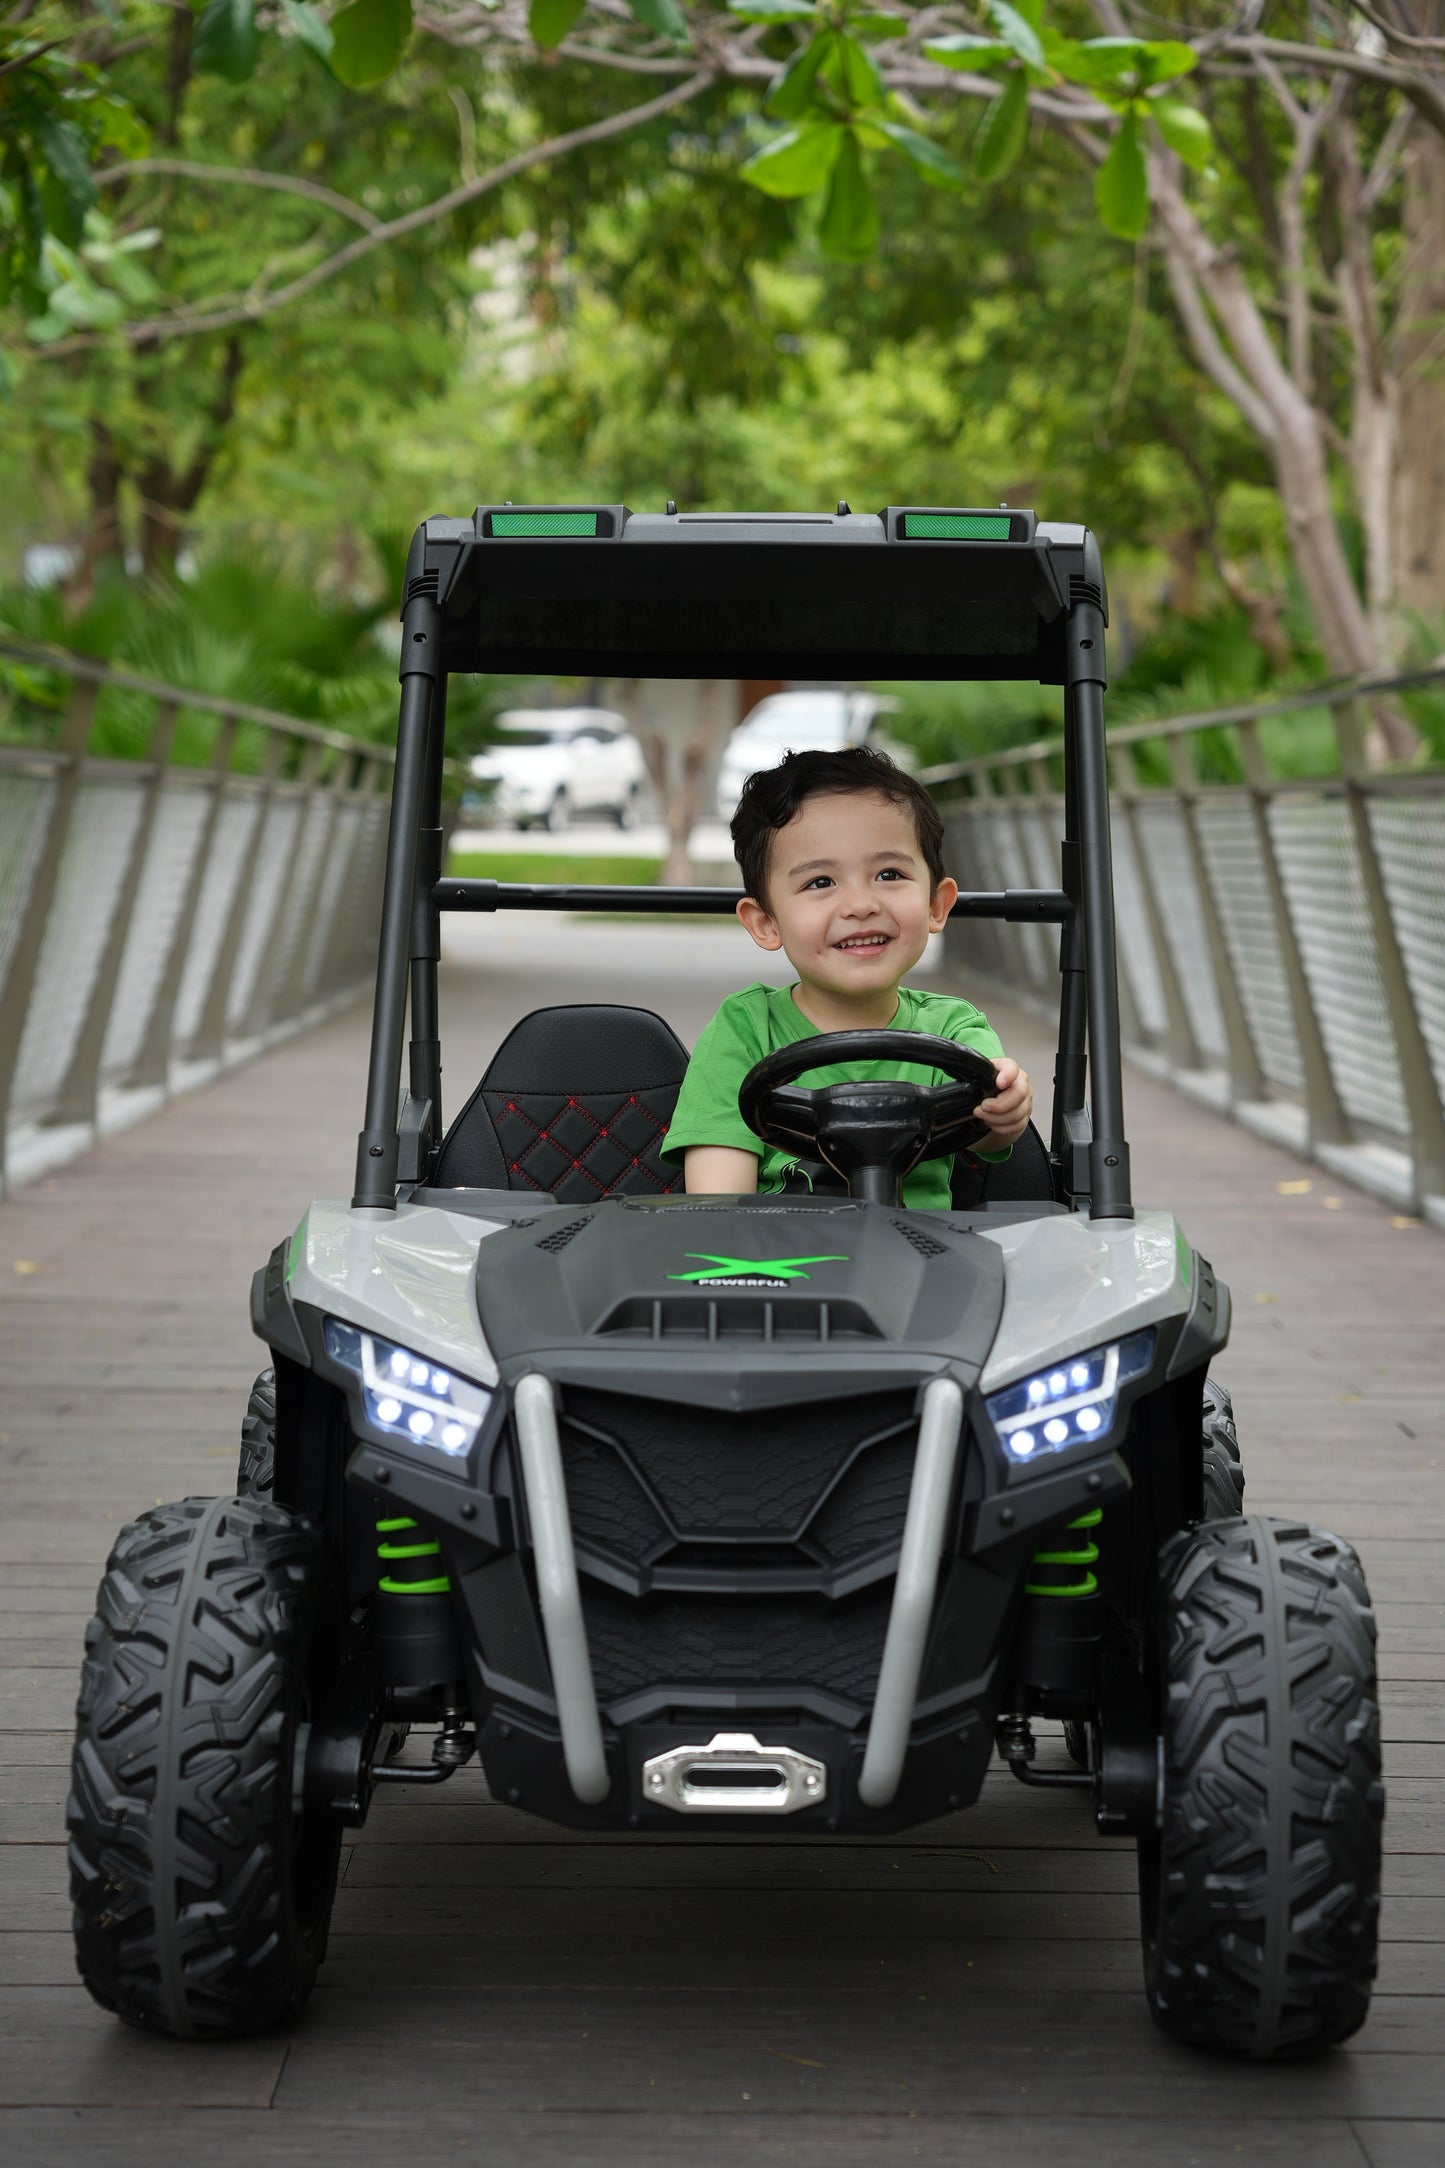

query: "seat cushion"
left=432, top=1004, right=690, bottom=1202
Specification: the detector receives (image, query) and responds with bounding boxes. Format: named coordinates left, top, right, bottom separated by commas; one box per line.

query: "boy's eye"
left=877, top=867, right=907, bottom=882
left=802, top=875, right=835, bottom=891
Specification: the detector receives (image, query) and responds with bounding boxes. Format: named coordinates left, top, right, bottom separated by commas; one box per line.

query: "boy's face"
left=736, top=789, right=958, bottom=998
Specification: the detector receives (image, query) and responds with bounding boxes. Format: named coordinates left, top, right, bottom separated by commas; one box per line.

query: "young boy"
left=661, top=745, right=1033, bottom=1206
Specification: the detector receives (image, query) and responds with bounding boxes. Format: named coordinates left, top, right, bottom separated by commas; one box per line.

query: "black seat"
left=431, top=1004, right=690, bottom=1203
left=949, top=1119, right=1058, bottom=1210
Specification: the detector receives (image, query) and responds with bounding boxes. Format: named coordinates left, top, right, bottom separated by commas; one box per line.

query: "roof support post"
left=1066, top=603, right=1133, bottom=1221
left=408, top=672, right=447, bottom=1145
left=353, top=579, right=439, bottom=1210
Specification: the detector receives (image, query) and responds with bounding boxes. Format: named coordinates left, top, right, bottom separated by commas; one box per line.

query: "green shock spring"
left=375, top=1516, right=452, bottom=1597
left=1025, top=1506, right=1102, bottom=1600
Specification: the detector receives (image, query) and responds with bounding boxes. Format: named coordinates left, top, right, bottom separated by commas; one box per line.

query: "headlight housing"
left=324, top=1319, right=492, bottom=1470
left=985, top=1327, right=1155, bottom=1469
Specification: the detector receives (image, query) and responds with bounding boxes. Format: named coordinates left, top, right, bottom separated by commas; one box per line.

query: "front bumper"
left=341, top=1367, right=1132, bottom=1834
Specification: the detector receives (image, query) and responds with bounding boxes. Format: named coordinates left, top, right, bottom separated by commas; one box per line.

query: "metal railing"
left=0, top=640, right=392, bottom=1195
left=931, top=663, right=1445, bottom=1227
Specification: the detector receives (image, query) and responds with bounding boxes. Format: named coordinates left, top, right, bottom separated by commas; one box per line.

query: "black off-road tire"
left=68, top=1495, right=344, bottom=2039
left=1140, top=1516, right=1382, bottom=2059
left=1201, top=1377, right=1244, bottom=1522
left=238, top=1367, right=276, bottom=1499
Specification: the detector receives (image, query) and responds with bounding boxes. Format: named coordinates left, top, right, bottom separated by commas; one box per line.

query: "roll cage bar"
left=352, top=505, right=1131, bottom=1222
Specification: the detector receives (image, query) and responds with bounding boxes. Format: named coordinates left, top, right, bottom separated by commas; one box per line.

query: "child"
left=662, top=745, right=1033, bottom=1207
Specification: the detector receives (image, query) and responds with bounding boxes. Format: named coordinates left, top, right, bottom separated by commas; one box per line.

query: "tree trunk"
left=64, top=423, right=125, bottom=609
left=134, top=335, right=247, bottom=577
left=1395, top=111, right=1445, bottom=635
left=1152, top=162, right=1419, bottom=760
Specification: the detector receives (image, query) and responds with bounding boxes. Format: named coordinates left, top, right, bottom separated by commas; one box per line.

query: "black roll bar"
left=353, top=509, right=1132, bottom=1221
left=431, top=880, right=1073, bottom=920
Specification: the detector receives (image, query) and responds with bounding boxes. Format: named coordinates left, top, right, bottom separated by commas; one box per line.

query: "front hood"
left=471, top=1197, right=1004, bottom=1410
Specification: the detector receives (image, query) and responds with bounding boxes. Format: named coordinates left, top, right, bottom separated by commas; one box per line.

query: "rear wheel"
left=1067, top=1379, right=1244, bottom=1772
left=238, top=1367, right=276, bottom=1499
left=69, top=1495, right=344, bottom=2038
left=1140, top=1516, right=1382, bottom=2058
left=1201, top=1377, right=1244, bottom=1521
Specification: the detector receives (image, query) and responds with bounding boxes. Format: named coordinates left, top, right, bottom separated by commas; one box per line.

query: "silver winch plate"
left=640, top=1732, right=827, bottom=1815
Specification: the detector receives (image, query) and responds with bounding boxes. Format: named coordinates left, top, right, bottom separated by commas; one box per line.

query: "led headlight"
left=985, top=1328, right=1155, bottom=1468
left=324, top=1319, right=491, bottom=1466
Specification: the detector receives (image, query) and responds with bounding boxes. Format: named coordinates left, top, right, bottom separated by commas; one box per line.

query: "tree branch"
left=64, top=68, right=718, bottom=350
left=95, top=158, right=385, bottom=233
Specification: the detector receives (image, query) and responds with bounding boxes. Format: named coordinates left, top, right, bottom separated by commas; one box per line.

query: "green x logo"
left=667, top=1253, right=849, bottom=1283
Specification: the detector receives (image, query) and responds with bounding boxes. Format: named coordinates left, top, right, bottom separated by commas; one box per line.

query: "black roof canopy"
left=409, top=506, right=1108, bottom=684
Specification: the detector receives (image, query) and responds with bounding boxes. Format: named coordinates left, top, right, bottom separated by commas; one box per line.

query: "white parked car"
left=469, top=709, right=647, bottom=831
left=715, top=689, right=905, bottom=822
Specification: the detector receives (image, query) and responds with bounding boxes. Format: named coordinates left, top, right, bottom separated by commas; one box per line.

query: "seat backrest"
left=949, top=1119, right=1058, bottom=1210
left=431, top=1004, right=689, bottom=1202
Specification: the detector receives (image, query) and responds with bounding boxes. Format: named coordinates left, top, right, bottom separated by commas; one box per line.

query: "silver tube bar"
left=857, top=1376, right=965, bottom=1809
left=512, top=1372, right=610, bottom=1805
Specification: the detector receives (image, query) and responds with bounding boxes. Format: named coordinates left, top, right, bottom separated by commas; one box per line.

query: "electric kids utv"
left=69, top=505, right=1383, bottom=2059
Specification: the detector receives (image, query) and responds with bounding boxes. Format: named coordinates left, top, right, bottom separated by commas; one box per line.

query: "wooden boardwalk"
left=2, top=914, right=1441, bottom=2167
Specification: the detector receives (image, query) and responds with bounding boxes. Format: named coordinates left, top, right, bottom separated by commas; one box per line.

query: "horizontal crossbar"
left=432, top=880, right=1072, bottom=922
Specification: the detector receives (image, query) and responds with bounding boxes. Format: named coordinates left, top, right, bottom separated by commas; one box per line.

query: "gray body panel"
left=280, top=1196, right=1195, bottom=1394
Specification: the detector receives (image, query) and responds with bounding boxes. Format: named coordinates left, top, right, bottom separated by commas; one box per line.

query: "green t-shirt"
left=661, top=982, right=1007, bottom=1210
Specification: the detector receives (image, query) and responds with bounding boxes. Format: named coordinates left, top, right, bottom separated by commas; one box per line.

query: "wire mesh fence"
left=0, top=641, right=391, bottom=1195
left=932, top=665, right=1445, bottom=1224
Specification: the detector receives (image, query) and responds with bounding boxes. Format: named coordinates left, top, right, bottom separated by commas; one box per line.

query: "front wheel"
left=1141, top=1516, right=1382, bottom=2058
left=69, top=1495, right=345, bottom=2038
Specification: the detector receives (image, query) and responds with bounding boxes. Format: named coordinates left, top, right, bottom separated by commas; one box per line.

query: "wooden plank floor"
left=2, top=915, right=1441, bottom=2167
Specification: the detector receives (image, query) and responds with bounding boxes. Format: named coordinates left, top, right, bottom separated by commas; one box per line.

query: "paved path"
left=1, top=917, right=1441, bottom=2167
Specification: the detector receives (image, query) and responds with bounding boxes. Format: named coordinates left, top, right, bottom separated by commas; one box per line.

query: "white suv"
left=715, top=690, right=905, bottom=822
left=469, top=709, right=648, bottom=831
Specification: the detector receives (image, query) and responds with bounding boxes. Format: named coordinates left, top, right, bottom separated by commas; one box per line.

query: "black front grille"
left=556, top=1386, right=918, bottom=1580
left=581, top=1584, right=893, bottom=1709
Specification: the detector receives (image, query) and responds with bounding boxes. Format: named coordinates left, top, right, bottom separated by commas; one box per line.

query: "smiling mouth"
left=833, top=933, right=892, bottom=952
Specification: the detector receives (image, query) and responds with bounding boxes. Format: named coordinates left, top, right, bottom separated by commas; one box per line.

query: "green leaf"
left=1072, top=37, right=1197, bottom=91
left=1096, top=108, right=1149, bottom=239
left=36, top=119, right=96, bottom=213
left=1151, top=95, right=1211, bottom=170
left=740, top=119, right=845, bottom=197
left=192, top=0, right=260, bottom=82
left=727, top=0, right=817, bottom=19
left=765, top=33, right=834, bottom=121
left=922, top=34, right=1015, bottom=73
left=871, top=118, right=965, bottom=189
left=530, top=0, right=585, bottom=47
left=833, top=31, right=886, bottom=110
left=986, top=0, right=1044, bottom=71
left=85, top=93, right=152, bottom=161
left=848, top=11, right=908, bottom=38
left=330, top=0, right=413, bottom=87
left=625, top=0, right=689, bottom=39
left=280, top=0, right=334, bottom=59
left=973, top=70, right=1028, bottom=182
left=819, top=129, right=877, bottom=259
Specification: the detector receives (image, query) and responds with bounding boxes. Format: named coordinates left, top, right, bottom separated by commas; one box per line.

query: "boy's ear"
left=737, top=894, right=783, bottom=950
left=928, top=876, right=959, bottom=934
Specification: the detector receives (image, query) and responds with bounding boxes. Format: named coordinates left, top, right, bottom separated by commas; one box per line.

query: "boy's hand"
left=976, top=1056, right=1032, bottom=1148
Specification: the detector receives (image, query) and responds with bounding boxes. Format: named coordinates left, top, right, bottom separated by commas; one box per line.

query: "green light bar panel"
left=491, top=511, right=600, bottom=537
left=903, top=512, right=1013, bottom=541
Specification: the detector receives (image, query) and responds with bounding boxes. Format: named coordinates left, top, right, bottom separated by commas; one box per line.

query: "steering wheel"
left=738, top=1030, right=1000, bottom=1207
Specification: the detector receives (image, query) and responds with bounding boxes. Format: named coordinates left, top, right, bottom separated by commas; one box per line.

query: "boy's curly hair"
left=730, top=744, right=947, bottom=905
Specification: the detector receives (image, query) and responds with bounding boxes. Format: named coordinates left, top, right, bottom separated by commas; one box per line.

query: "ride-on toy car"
left=69, top=504, right=1382, bottom=2057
